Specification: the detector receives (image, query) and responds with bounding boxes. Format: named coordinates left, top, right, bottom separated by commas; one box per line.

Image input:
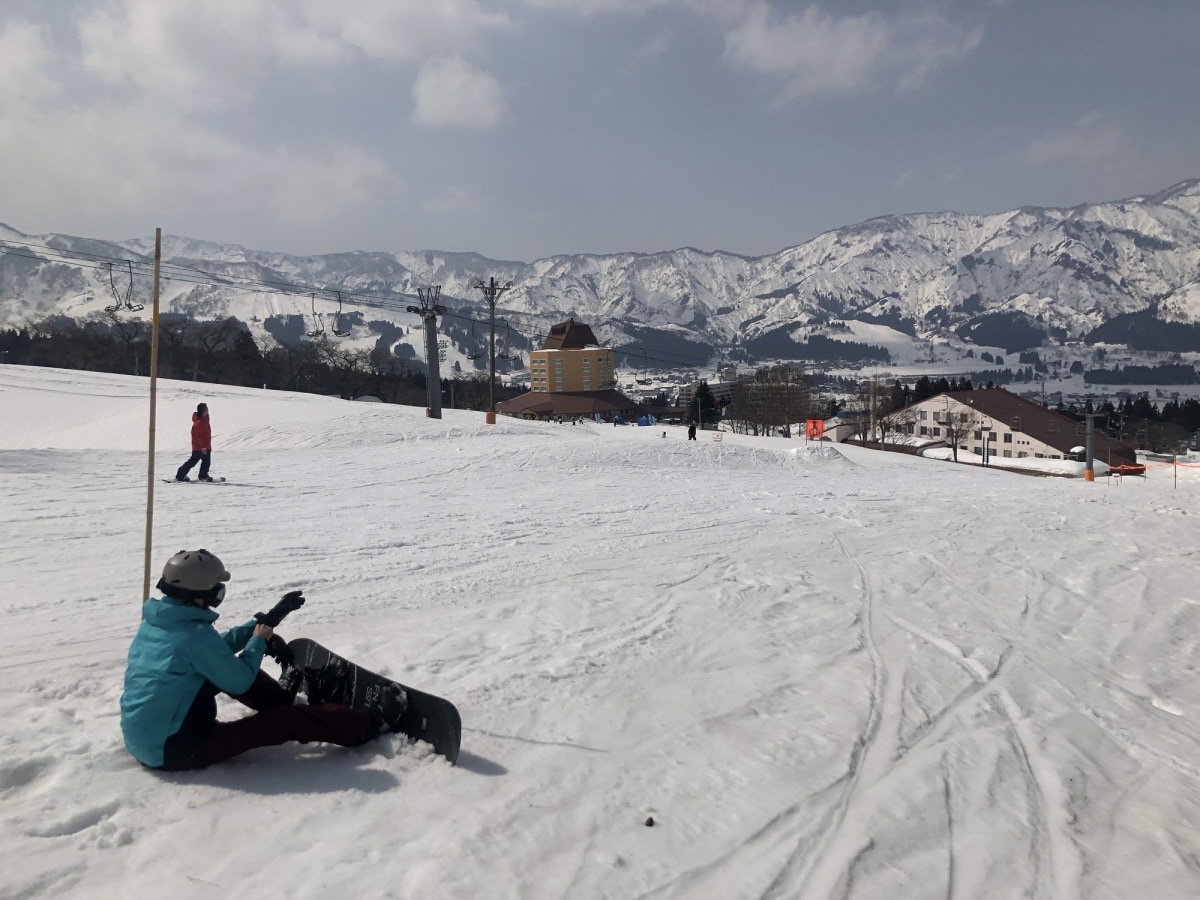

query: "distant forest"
left=1084, top=363, right=1199, bottom=385
left=0, top=313, right=527, bottom=410
left=741, top=328, right=890, bottom=364
left=1085, top=309, right=1200, bottom=352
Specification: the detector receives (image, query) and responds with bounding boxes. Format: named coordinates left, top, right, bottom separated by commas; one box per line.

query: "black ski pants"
left=160, top=670, right=371, bottom=770
left=176, top=449, right=211, bottom=480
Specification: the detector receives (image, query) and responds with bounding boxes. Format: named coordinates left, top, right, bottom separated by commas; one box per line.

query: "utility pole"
left=407, top=286, right=446, bottom=418
left=470, top=276, right=512, bottom=424
left=1084, top=412, right=1096, bottom=482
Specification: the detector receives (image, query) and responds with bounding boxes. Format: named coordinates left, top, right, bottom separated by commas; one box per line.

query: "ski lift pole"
left=1084, top=413, right=1095, bottom=482
left=142, top=228, right=162, bottom=602
left=470, top=276, right=512, bottom=423
left=407, top=286, right=446, bottom=418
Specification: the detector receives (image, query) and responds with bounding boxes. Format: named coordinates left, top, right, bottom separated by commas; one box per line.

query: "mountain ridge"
left=2, top=179, right=1198, bottom=360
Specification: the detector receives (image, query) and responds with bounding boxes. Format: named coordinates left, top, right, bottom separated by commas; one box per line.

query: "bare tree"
left=932, top=396, right=981, bottom=462
left=724, top=365, right=810, bottom=437
left=105, top=312, right=149, bottom=375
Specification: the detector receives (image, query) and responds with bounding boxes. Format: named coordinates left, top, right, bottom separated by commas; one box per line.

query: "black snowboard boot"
left=278, top=665, right=305, bottom=702
left=299, top=661, right=353, bottom=707
left=364, top=684, right=409, bottom=740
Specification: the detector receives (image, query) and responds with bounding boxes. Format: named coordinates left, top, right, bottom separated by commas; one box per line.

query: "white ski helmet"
left=157, top=548, right=231, bottom=606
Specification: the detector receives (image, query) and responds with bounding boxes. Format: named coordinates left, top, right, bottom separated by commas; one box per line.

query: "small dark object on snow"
left=644, top=816, right=655, bottom=827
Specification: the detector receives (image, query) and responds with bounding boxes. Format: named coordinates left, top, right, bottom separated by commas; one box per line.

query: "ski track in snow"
left=2, top=366, right=1200, bottom=898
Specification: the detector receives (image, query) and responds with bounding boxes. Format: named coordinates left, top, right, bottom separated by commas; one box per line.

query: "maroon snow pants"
left=160, top=671, right=371, bottom=771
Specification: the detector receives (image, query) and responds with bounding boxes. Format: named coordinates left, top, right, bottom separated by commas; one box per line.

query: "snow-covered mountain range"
left=2, top=178, right=1198, bottom=364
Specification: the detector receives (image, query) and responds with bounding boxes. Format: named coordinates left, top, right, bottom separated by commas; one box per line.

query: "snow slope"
left=1, top=365, right=1199, bottom=899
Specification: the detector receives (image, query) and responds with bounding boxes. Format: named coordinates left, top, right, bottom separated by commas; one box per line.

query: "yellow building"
left=528, top=319, right=615, bottom=393
left=499, top=319, right=644, bottom=421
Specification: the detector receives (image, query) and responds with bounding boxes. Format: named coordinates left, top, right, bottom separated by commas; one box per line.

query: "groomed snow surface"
left=2, top=365, right=1199, bottom=900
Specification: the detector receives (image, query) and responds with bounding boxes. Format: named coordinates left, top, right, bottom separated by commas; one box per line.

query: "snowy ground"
left=2, top=365, right=1200, bottom=900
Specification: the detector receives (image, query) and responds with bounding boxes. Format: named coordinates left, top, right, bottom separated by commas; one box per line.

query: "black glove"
left=265, top=633, right=294, bottom=668
left=255, top=590, right=305, bottom=628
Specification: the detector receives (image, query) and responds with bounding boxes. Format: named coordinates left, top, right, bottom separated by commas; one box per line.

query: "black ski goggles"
left=156, top=579, right=226, bottom=608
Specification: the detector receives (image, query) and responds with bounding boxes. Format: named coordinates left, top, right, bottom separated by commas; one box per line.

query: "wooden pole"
left=142, top=228, right=162, bottom=601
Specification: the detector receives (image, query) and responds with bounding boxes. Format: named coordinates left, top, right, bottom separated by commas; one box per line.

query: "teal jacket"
left=120, top=597, right=267, bottom=767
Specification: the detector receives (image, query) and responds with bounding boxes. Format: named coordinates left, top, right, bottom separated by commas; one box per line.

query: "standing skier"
left=176, top=402, right=214, bottom=482
left=119, top=549, right=406, bottom=770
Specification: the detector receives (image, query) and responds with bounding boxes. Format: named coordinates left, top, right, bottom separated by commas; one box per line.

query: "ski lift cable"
left=0, top=236, right=428, bottom=319
left=3, top=237, right=728, bottom=368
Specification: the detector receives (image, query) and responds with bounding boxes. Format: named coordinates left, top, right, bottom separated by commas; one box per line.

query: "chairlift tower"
left=407, top=286, right=446, bottom=418
left=470, top=276, right=513, bottom=422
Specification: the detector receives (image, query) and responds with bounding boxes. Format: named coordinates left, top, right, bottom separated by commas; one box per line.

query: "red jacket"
left=191, top=413, right=212, bottom=451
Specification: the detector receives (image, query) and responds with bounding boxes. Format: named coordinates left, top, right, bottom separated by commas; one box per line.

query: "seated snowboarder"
left=120, top=549, right=406, bottom=770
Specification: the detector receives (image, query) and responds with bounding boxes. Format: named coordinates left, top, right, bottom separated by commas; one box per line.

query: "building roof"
left=934, top=388, right=1136, bottom=464
left=497, top=389, right=645, bottom=418
left=542, top=319, right=599, bottom=350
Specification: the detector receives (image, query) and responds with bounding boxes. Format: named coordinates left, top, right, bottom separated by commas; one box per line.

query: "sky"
left=3, top=363, right=1200, bottom=898
left=1, top=1, right=1199, bottom=261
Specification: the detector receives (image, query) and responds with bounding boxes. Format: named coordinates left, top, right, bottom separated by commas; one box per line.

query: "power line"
left=0, top=236, right=724, bottom=370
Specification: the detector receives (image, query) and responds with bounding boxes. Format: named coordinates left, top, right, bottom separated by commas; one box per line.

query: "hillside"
left=1, top=179, right=1199, bottom=369
left=2, top=365, right=1200, bottom=898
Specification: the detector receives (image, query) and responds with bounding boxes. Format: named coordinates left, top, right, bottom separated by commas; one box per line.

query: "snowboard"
left=287, top=638, right=461, bottom=765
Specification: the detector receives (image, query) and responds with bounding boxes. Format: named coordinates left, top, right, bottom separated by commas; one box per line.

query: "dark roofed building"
left=499, top=318, right=643, bottom=421
left=909, top=388, right=1137, bottom=468
left=543, top=319, right=599, bottom=351
left=497, top=389, right=645, bottom=421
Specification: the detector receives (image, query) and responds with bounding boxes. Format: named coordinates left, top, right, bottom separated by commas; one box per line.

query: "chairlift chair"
left=635, top=348, right=653, bottom=386
left=331, top=291, right=350, bottom=337
left=106, top=261, right=143, bottom=312
left=306, top=293, right=325, bottom=337
left=123, top=260, right=144, bottom=311
left=497, top=320, right=513, bottom=360
left=466, top=320, right=483, bottom=361
left=104, top=263, right=124, bottom=313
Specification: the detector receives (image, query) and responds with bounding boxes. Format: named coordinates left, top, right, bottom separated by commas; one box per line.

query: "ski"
left=162, top=477, right=227, bottom=484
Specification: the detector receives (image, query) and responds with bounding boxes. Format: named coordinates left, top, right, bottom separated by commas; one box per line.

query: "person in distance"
left=175, top=402, right=214, bottom=482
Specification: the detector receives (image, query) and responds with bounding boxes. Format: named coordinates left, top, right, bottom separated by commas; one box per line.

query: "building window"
left=920, top=426, right=928, bottom=436
left=932, top=427, right=941, bottom=437
left=920, top=411, right=928, bottom=420
left=974, top=430, right=982, bottom=440
left=1003, top=433, right=1013, bottom=443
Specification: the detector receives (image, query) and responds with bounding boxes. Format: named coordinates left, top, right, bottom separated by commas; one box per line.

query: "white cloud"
left=297, top=0, right=510, bottom=62
left=721, top=2, right=982, bottom=100
left=1022, top=113, right=1128, bottom=167
left=412, top=57, right=506, bottom=128
left=0, top=21, right=58, bottom=112
left=0, top=95, right=399, bottom=232
left=424, top=185, right=485, bottom=216
left=75, top=0, right=510, bottom=112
